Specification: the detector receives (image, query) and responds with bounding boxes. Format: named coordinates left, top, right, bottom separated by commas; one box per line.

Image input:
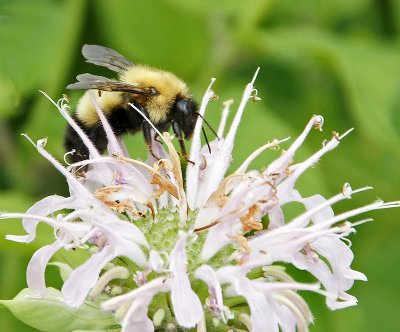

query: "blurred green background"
left=0, top=0, right=399, bottom=331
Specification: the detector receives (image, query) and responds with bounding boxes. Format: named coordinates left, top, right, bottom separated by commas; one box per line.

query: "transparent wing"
left=82, top=44, right=134, bottom=73
left=66, top=73, right=151, bottom=95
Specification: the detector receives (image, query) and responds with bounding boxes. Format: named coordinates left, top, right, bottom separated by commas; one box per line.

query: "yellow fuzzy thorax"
left=76, top=91, right=122, bottom=126
left=121, top=65, right=190, bottom=124
left=75, top=65, right=190, bottom=126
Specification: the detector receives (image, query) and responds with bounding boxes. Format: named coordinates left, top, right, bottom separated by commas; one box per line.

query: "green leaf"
left=48, top=262, right=74, bottom=282
left=0, top=288, right=117, bottom=332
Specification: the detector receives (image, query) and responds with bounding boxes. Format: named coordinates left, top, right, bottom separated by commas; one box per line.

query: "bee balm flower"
left=1, top=69, right=398, bottom=332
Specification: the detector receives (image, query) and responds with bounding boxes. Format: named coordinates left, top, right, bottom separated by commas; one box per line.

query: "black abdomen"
left=64, top=107, right=143, bottom=163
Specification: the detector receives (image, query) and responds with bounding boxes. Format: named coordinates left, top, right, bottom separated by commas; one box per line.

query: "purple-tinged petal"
left=292, top=191, right=334, bottom=224
left=113, top=238, right=147, bottom=267
left=102, top=277, right=171, bottom=332
left=117, top=137, right=130, bottom=158
left=90, top=210, right=148, bottom=247
left=70, top=156, right=153, bottom=196
left=236, top=279, right=277, bottom=332
left=170, top=233, right=203, bottom=327
left=201, top=222, right=234, bottom=261
left=87, top=219, right=147, bottom=267
left=62, top=245, right=115, bottom=307
left=252, top=282, right=319, bottom=331
left=122, top=300, right=154, bottom=332
left=195, top=265, right=231, bottom=322
left=311, top=237, right=367, bottom=287
left=217, top=265, right=278, bottom=332
left=6, top=195, right=73, bottom=243
left=268, top=206, right=285, bottom=229
left=26, top=240, right=64, bottom=297
left=290, top=235, right=366, bottom=311
left=148, top=250, right=164, bottom=273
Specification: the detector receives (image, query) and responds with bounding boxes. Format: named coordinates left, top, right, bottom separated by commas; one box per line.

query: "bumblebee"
left=65, top=44, right=214, bottom=163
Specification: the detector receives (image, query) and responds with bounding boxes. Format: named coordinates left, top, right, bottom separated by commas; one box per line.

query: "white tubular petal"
left=170, top=233, right=203, bottom=327
left=23, top=134, right=94, bottom=200
left=39, top=91, right=101, bottom=159
left=268, top=206, right=285, bottom=229
left=4, top=195, right=72, bottom=243
left=186, top=79, right=216, bottom=209
left=26, top=240, right=64, bottom=297
left=103, top=277, right=171, bottom=332
left=89, top=90, right=123, bottom=157
left=193, top=70, right=260, bottom=209
left=117, top=137, right=130, bottom=158
left=195, top=265, right=230, bottom=323
left=148, top=250, right=164, bottom=273
left=107, top=235, right=147, bottom=268
left=98, top=212, right=148, bottom=247
left=225, top=68, right=260, bottom=146
left=62, top=245, right=115, bottom=307
left=102, top=277, right=171, bottom=312
left=281, top=186, right=374, bottom=230
left=265, top=115, right=322, bottom=176
left=121, top=299, right=154, bottom=332
left=217, top=266, right=278, bottom=332
left=276, top=132, right=350, bottom=200
left=2, top=213, right=57, bottom=229
left=217, top=100, right=232, bottom=138
left=70, top=156, right=153, bottom=196
left=309, top=200, right=390, bottom=232
left=235, top=139, right=286, bottom=174
left=201, top=222, right=233, bottom=261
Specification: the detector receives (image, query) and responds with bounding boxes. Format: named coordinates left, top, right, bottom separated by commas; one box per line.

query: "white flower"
left=1, top=69, right=398, bottom=332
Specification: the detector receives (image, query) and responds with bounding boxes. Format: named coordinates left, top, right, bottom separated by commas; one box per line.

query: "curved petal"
left=62, top=245, right=115, bottom=307
left=170, top=234, right=203, bottom=327
left=195, top=264, right=231, bottom=322
left=7, top=195, right=73, bottom=243
left=27, top=240, right=64, bottom=297
left=122, top=299, right=154, bottom=332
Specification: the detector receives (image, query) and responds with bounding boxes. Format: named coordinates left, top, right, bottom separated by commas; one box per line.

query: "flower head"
left=2, top=69, right=398, bottom=332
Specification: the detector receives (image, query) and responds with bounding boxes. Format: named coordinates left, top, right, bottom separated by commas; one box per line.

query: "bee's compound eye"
left=149, top=87, right=158, bottom=95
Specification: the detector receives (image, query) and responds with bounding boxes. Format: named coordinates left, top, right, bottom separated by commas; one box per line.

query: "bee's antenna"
left=202, top=127, right=211, bottom=153
left=195, top=112, right=219, bottom=140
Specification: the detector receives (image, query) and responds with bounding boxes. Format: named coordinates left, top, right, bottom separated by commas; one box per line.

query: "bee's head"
left=173, top=98, right=198, bottom=140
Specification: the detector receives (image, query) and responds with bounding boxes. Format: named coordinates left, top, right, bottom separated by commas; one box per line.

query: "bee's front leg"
left=142, top=118, right=160, bottom=161
left=172, top=121, right=195, bottom=165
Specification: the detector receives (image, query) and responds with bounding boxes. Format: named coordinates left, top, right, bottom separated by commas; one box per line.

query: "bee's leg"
left=153, top=132, right=162, bottom=144
left=172, top=122, right=195, bottom=165
left=142, top=119, right=160, bottom=160
left=64, top=115, right=107, bottom=164
left=64, top=122, right=89, bottom=162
